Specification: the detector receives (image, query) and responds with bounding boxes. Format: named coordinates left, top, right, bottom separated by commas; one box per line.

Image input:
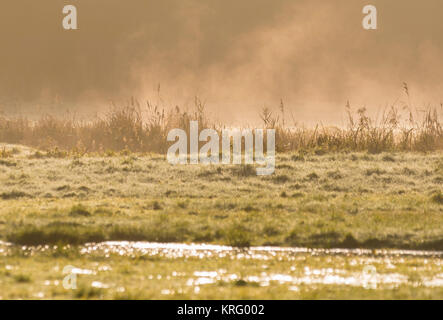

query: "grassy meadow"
left=0, top=143, right=441, bottom=299
left=0, top=102, right=442, bottom=299
left=0, top=147, right=442, bottom=248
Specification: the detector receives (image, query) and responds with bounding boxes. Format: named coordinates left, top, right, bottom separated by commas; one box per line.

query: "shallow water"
left=78, top=242, right=443, bottom=290
left=80, top=241, right=443, bottom=259
left=2, top=240, right=443, bottom=291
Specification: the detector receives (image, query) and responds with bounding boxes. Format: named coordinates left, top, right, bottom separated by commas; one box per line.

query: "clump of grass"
left=152, top=201, right=162, bottom=210
left=93, top=208, right=113, bottom=216
left=74, top=285, right=104, bottom=299
left=7, top=223, right=185, bottom=245
left=0, top=147, right=13, bottom=158
left=243, top=205, right=257, bottom=212
left=108, top=226, right=152, bottom=242
left=305, top=172, right=319, bottom=181
left=285, top=229, right=300, bottom=245
left=232, top=164, right=256, bottom=177
left=431, top=192, right=443, bottom=205
left=365, top=168, right=386, bottom=176
left=382, top=154, right=396, bottom=162
left=292, top=192, right=304, bottom=198
left=314, top=148, right=327, bottom=156
left=0, top=159, right=17, bottom=167
left=225, top=224, right=252, bottom=248
left=327, top=170, right=342, bottom=179
left=233, top=279, right=259, bottom=287
left=402, top=167, right=416, bottom=176
left=108, top=219, right=188, bottom=243
left=291, top=152, right=305, bottom=161
left=55, top=185, right=70, bottom=191
left=262, top=224, right=281, bottom=237
left=272, top=174, right=290, bottom=184
left=436, top=160, right=443, bottom=174
left=339, top=234, right=361, bottom=248
left=7, top=224, right=106, bottom=245
left=13, top=274, right=32, bottom=283
left=266, top=97, right=442, bottom=153
left=0, top=98, right=210, bottom=153
left=0, top=190, right=29, bottom=200
left=69, top=204, right=91, bottom=217
left=176, top=201, right=188, bottom=209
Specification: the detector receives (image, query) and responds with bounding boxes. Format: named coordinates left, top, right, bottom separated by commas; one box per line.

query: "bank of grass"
left=0, top=148, right=440, bottom=250
left=4, top=196, right=443, bottom=250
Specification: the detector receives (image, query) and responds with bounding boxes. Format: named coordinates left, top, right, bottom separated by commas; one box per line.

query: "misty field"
left=0, top=143, right=442, bottom=299
left=2, top=0, right=443, bottom=302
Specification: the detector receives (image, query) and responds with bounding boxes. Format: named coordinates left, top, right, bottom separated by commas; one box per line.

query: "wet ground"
left=1, top=241, right=443, bottom=299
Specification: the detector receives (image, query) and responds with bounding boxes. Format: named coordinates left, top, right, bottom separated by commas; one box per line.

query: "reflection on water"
left=185, top=269, right=409, bottom=290
left=2, top=240, right=443, bottom=290
left=80, top=241, right=443, bottom=259
left=79, top=242, right=443, bottom=290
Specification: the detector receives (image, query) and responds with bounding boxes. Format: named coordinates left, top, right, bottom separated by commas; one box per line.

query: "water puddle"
left=2, top=240, right=442, bottom=259
left=78, top=242, right=443, bottom=290
left=184, top=269, right=409, bottom=290
left=2, top=241, right=443, bottom=291
left=80, top=241, right=443, bottom=259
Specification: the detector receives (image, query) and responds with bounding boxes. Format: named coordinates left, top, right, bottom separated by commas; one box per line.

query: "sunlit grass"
left=0, top=97, right=441, bottom=154
left=0, top=144, right=441, bottom=299
left=0, top=150, right=441, bottom=249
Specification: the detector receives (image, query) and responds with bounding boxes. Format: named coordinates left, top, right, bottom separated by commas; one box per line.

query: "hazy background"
left=1, top=0, right=442, bottom=124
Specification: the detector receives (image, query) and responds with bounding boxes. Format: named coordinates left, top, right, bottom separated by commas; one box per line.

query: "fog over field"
left=0, top=1, right=443, bottom=302
left=1, top=0, right=443, bottom=124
